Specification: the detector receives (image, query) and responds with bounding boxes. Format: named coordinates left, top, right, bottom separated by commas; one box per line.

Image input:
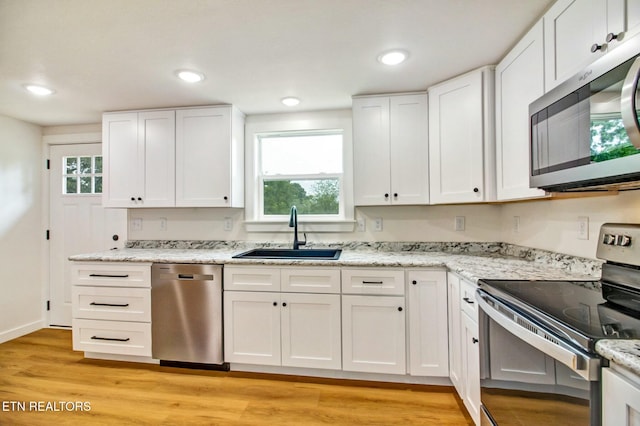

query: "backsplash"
left=126, top=240, right=602, bottom=276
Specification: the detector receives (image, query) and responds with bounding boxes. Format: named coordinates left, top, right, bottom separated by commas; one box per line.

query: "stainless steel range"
left=477, top=223, right=640, bottom=426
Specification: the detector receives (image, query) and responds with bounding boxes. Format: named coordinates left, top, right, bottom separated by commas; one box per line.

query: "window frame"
left=61, top=154, right=103, bottom=195
left=244, top=110, right=355, bottom=233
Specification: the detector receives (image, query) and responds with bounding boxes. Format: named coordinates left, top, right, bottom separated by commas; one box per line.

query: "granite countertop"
left=69, top=240, right=640, bottom=377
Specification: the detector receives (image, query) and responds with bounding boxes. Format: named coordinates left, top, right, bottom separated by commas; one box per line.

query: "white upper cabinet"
left=103, top=105, right=244, bottom=208
left=175, top=106, right=244, bottom=207
left=103, top=110, right=175, bottom=208
left=352, top=93, right=429, bottom=206
left=495, top=21, right=547, bottom=201
left=544, top=0, right=640, bottom=91
left=428, top=67, right=495, bottom=204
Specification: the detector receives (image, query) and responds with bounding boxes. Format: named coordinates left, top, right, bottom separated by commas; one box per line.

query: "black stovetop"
left=478, top=279, right=640, bottom=351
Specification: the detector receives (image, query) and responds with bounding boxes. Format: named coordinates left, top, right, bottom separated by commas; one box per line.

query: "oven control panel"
left=597, top=223, right=640, bottom=266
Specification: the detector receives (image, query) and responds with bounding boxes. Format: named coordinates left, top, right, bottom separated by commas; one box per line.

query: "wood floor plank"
left=0, top=329, right=472, bottom=425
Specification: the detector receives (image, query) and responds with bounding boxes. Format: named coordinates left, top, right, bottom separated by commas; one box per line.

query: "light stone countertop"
left=69, top=240, right=640, bottom=376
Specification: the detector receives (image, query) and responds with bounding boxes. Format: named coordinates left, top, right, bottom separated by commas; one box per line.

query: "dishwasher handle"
left=172, top=273, right=215, bottom=281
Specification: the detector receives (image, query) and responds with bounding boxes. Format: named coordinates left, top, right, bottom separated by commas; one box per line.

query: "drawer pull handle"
left=89, top=274, right=129, bottom=278
left=90, top=302, right=130, bottom=307
left=463, top=297, right=475, bottom=305
left=362, top=280, right=384, bottom=285
left=91, top=336, right=130, bottom=342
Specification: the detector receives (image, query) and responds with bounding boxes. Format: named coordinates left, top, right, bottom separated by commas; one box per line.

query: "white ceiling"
left=0, top=0, right=554, bottom=127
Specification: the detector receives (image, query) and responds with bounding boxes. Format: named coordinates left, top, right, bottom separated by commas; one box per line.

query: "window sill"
left=244, top=220, right=355, bottom=233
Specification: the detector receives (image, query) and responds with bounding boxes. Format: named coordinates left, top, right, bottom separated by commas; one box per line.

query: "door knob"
left=112, top=235, right=119, bottom=241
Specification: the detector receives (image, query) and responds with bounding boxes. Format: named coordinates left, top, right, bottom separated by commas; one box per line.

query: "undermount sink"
left=232, top=248, right=342, bottom=260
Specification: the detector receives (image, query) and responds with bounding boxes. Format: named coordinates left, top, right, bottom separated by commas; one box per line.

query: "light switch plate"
left=578, top=216, right=589, bottom=240
left=131, top=218, right=143, bottom=232
left=224, top=217, right=233, bottom=231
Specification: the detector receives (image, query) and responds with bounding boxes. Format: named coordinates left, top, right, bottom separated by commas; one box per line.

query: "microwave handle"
left=621, top=56, right=640, bottom=149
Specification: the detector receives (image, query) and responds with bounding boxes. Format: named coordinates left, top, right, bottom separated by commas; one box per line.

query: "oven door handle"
left=476, top=291, right=598, bottom=381
left=621, top=56, right=640, bottom=149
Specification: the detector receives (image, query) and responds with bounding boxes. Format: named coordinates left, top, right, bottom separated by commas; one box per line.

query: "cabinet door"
left=389, top=94, right=429, bottom=204
left=447, top=273, right=464, bottom=397
left=462, top=311, right=481, bottom=426
left=102, top=112, right=141, bottom=207
left=138, top=110, right=175, bottom=207
left=429, top=70, right=485, bottom=204
left=602, top=367, right=640, bottom=426
left=352, top=96, right=391, bottom=205
left=280, top=293, right=341, bottom=370
left=407, top=270, right=448, bottom=377
left=342, top=295, right=406, bottom=374
left=223, top=291, right=281, bottom=365
left=544, top=0, right=604, bottom=91
left=495, top=20, right=547, bottom=201
left=176, top=107, right=234, bottom=207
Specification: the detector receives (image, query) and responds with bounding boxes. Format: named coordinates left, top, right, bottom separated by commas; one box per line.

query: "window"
left=258, top=131, right=344, bottom=218
left=62, top=155, right=103, bottom=194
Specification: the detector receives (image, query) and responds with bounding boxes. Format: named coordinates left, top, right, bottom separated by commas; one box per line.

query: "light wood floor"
left=0, top=329, right=472, bottom=425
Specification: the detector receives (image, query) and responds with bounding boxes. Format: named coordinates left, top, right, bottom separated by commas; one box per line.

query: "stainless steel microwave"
left=529, top=34, right=640, bottom=192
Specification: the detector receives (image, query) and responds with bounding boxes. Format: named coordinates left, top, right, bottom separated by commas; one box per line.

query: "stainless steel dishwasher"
left=151, top=263, right=224, bottom=366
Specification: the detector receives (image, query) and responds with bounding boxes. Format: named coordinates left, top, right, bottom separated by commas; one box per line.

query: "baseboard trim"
left=0, top=320, right=44, bottom=344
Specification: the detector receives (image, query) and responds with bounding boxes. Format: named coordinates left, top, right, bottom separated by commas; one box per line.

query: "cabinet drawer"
left=224, top=266, right=280, bottom=291
left=72, top=319, right=151, bottom=357
left=281, top=268, right=341, bottom=293
left=460, top=279, right=478, bottom=319
left=72, top=262, right=152, bottom=288
left=72, top=286, right=151, bottom=322
left=341, top=269, right=405, bottom=295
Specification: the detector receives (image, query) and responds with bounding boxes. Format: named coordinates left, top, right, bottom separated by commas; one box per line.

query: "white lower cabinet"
left=407, top=270, right=449, bottom=377
left=448, top=272, right=481, bottom=425
left=341, top=295, right=406, bottom=374
left=71, top=262, right=153, bottom=358
left=602, top=366, right=640, bottom=426
left=223, top=266, right=342, bottom=370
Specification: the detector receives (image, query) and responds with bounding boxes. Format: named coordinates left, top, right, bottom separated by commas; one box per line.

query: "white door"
left=49, top=143, right=127, bottom=326
left=342, top=295, right=406, bottom=374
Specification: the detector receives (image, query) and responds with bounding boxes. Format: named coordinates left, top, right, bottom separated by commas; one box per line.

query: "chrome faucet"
left=288, top=206, right=307, bottom=250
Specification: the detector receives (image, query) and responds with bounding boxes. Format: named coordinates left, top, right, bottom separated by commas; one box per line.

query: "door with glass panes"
left=49, top=143, right=126, bottom=326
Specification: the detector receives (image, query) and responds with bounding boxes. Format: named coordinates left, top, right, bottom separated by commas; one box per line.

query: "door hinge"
left=46, top=230, right=50, bottom=240
left=46, top=159, right=50, bottom=170
left=46, top=301, right=50, bottom=311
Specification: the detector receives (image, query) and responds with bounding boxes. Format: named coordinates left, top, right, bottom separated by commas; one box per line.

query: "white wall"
left=0, top=115, right=43, bottom=342
left=501, top=191, right=640, bottom=259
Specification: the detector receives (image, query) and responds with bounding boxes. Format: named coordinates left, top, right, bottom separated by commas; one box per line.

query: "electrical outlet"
left=374, top=217, right=383, bottom=232
left=454, top=216, right=465, bottom=231
left=131, top=218, right=143, bottom=232
left=578, top=216, right=589, bottom=240
left=513, top=216, right=520, bottom=233
left=159, top=217, right=167, bottom=231
left=357, top=218, right=366, bottom=232
left=224, top=217, right=233, bottom=231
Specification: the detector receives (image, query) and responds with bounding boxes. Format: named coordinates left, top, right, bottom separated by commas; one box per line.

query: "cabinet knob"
left=393, top=193, right=398, bottom=198
left=606, top=32, right=620, bottom=43
left=472, top=337, right=479, bottom=344
left=137, top=197, right=142, bottom=201
left=473, top=187, right=479, bottom=193
left=397, top=307, right=403, bottom=312
left=273, top=302, right=277, bottom=306
left=384, top=193, right=389, bottom=198
left=223, top=196, right=228, bottom=201
left=591, top=43, right=604, bottom=53
left=412, top=280, right=417, bottom=285
left=131, top=197, right=135, bottom=201
left=112, top=234, right=119, bottom=241
left=282, top=302, right=287, bottom=307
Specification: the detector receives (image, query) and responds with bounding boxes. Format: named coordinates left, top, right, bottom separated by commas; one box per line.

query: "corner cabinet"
left=428, top=67, right=496, bottom=204
left=102, top=111, right=176, bottom=208
left=495, top=20, right=547, bottom=201
left=352, top=93, right=429, bottom=206
left=102, top=105, right=244, bottom=208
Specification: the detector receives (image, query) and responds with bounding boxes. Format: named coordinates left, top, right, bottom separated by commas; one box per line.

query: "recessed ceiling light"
left=176, top=69, right=205, bottom=83
left=24, top=84, right=55, bottom=96
left=378, top=50, right=409, bottom=66
left=281, top=97, right=300, bottom=106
